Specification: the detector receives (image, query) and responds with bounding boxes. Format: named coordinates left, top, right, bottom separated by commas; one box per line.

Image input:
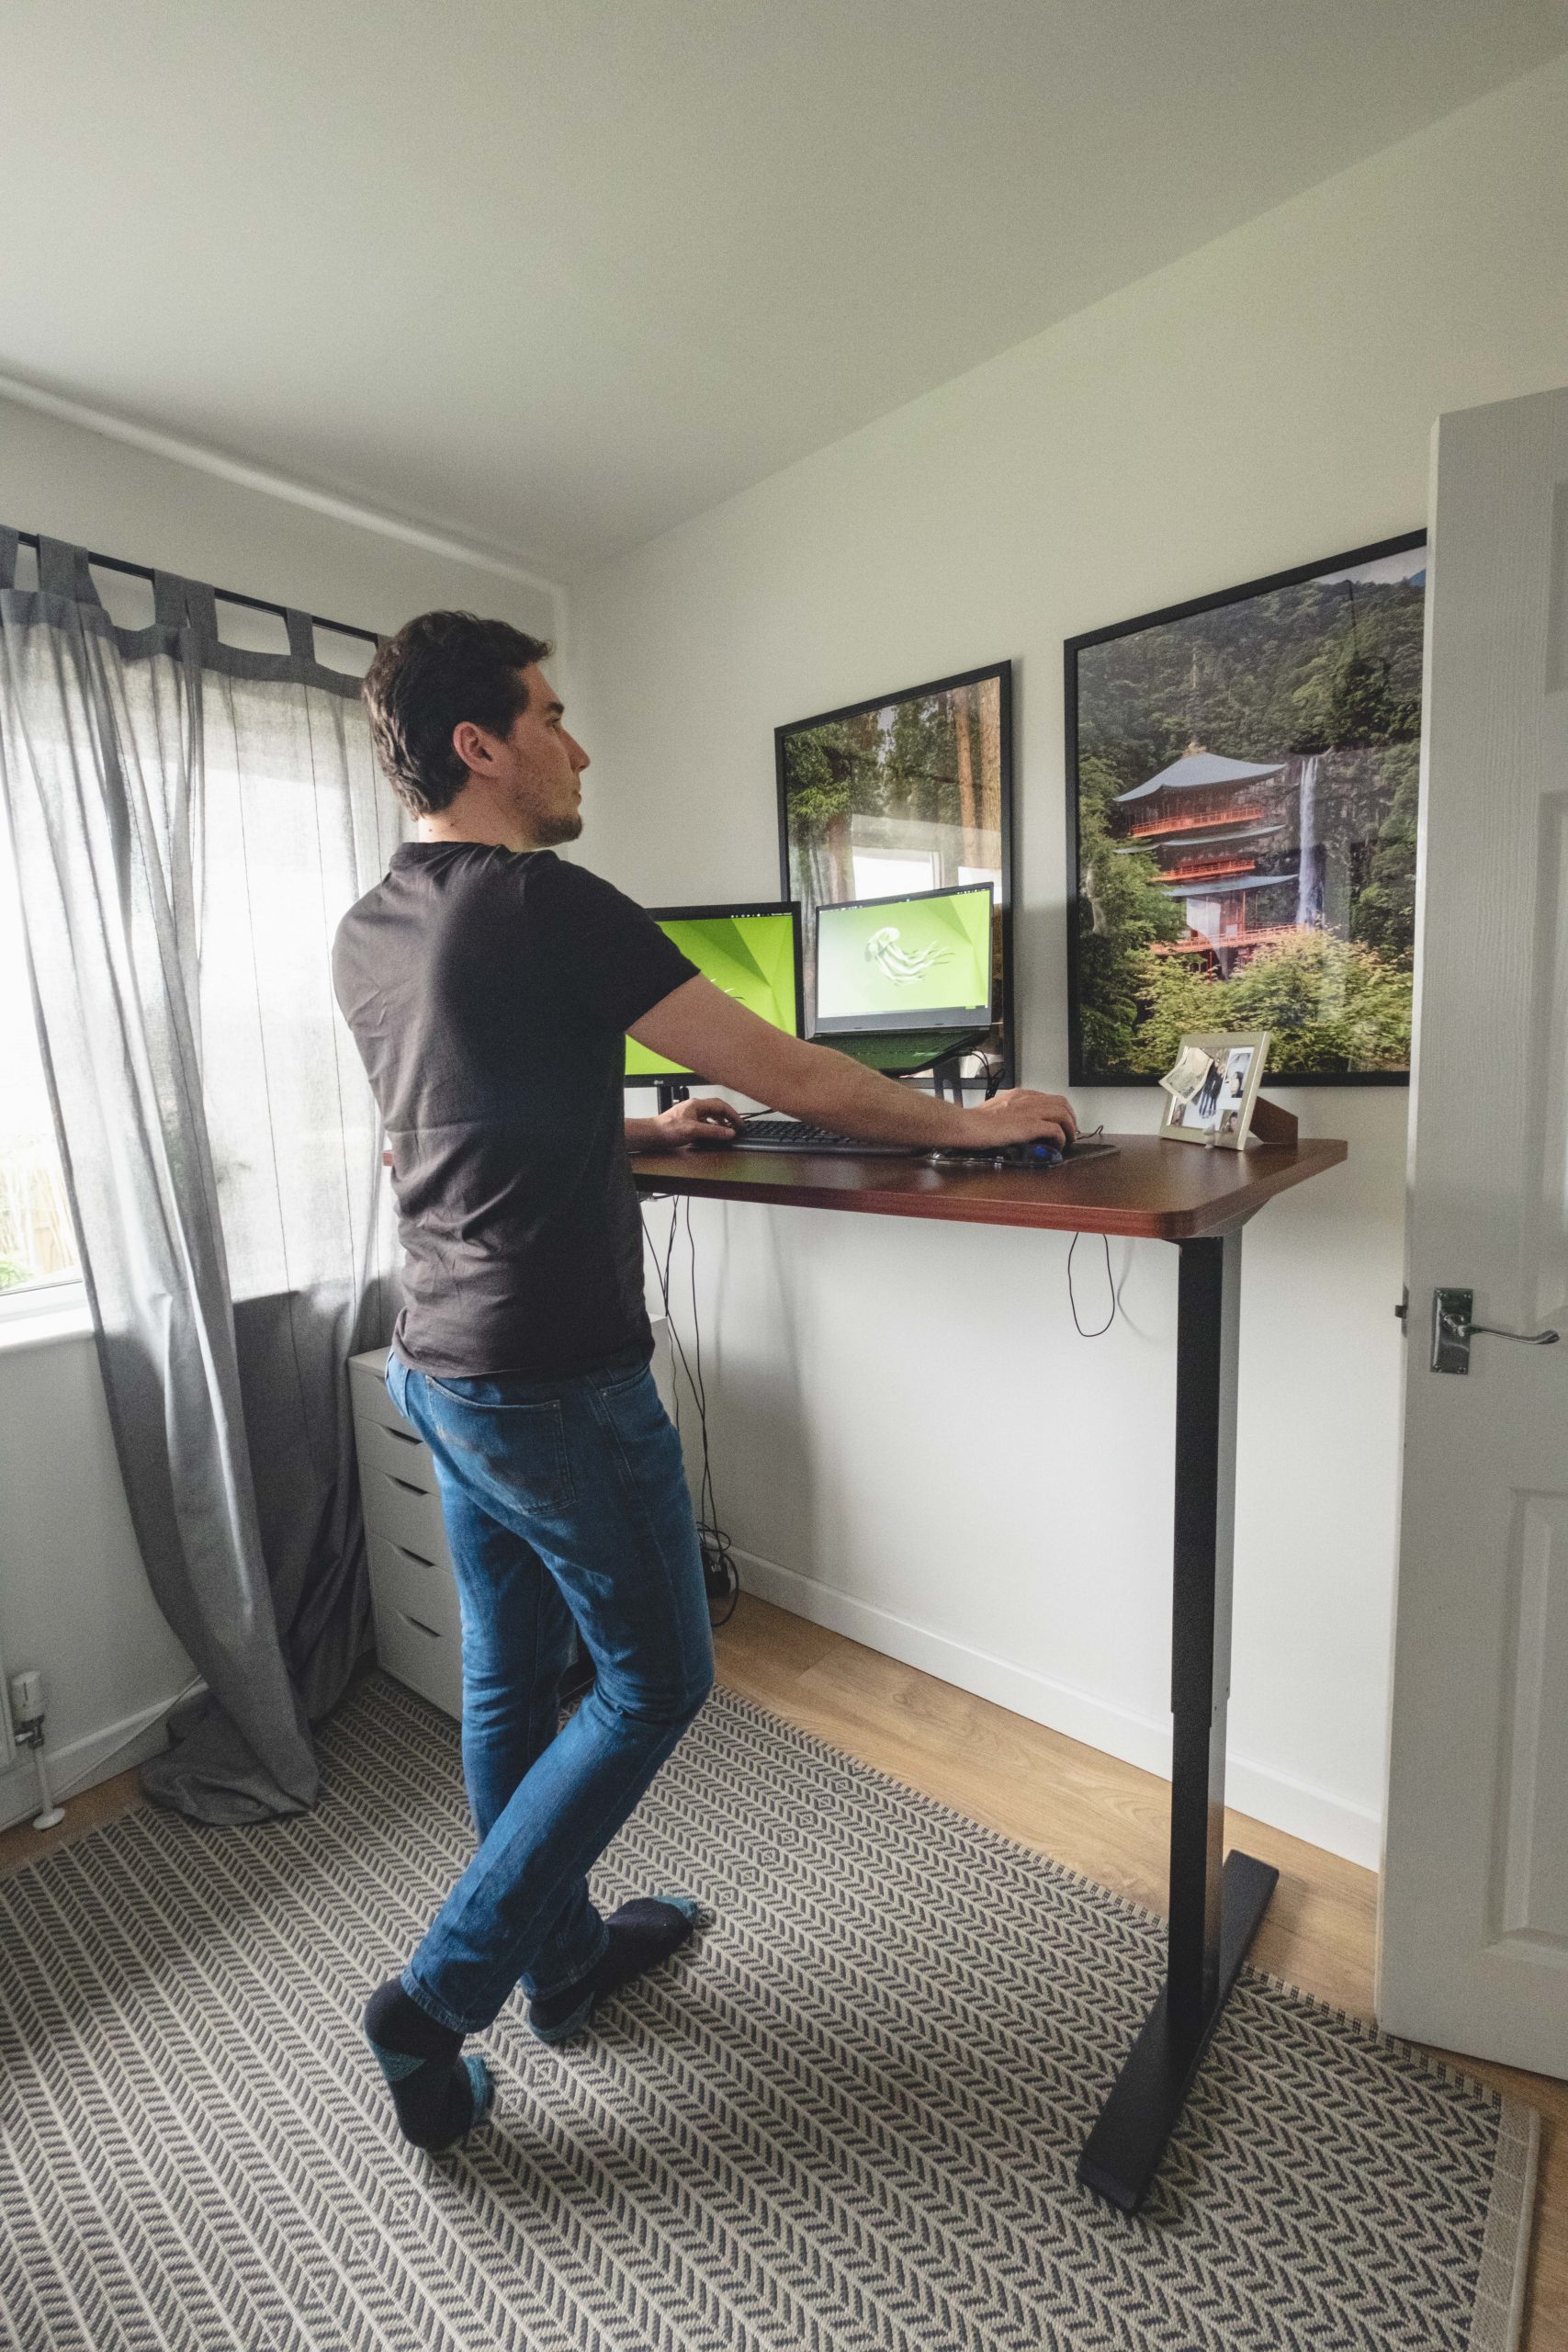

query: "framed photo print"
left=776, top=661, right=1016, bottom=1079
left=1158, top=1032, right=1269, bottom=1149
left=1066, top=532, right=1426, bottom=1085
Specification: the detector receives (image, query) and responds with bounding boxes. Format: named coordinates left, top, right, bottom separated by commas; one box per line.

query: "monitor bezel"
left=809, top=879, right=997, bottom=1037
left=622, top=899, right=805, bottom=1088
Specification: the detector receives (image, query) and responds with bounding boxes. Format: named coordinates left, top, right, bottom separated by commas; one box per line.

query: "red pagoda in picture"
left=1113, top=740, right=1331, bottom=976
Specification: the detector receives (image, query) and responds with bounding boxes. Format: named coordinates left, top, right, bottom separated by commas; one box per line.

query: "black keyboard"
left=738, top=1117, right=923, bottom=1158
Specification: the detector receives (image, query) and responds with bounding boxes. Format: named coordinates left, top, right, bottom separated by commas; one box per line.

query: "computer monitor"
left=623, top=900, right=804, bottom=1082
left=812, top=882, right=996, bottom=1035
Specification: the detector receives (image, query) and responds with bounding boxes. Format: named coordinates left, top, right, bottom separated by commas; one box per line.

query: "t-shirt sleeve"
left=537, top=858, right=700, bottom=1031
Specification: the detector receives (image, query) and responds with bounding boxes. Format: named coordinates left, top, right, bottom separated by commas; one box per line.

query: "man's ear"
left=451, top=718, right=492, bottom=776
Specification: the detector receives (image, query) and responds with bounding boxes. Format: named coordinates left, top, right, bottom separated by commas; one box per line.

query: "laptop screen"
left=813, top=883, right=995, bottom=1035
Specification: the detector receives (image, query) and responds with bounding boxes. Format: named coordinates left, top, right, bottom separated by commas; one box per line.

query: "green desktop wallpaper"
left=625, top=910, right=798, bottom=1079
left=816, top=888, right=992, bottom=1024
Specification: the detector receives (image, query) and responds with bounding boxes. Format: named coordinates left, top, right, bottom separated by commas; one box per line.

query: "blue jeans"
left=384, top=1342, right=715, bottom=2033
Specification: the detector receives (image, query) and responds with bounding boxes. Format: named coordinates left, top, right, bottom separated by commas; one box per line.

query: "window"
left=851, top=851, right=939, bottom=899
left=0, top=553, right=385, bottom=1324
left=0, top=814, right=82, bottom=1304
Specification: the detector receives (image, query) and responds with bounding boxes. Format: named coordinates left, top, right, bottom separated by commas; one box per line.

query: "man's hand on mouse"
left=646, top=1095, right=746, bottom=1149
left=960, top=1088, right=1078, bottom=1149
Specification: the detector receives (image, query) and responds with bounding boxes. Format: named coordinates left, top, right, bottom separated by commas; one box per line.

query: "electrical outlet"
left=8, top=1669, right=43, bottom=1729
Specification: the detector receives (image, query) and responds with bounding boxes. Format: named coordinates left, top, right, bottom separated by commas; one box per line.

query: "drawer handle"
left=387, top=1475, right=428, bottom=1496
left=396, top=1544, right=437, bottom=1568
left=399, top=1612, right=441, bottom=1641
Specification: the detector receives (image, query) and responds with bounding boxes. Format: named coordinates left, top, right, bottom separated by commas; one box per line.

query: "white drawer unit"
left=348, top=1347, right=464, bottom=1719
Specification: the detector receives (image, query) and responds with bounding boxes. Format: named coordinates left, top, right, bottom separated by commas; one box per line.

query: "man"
left=332, top=610, right=1076, bottom=2152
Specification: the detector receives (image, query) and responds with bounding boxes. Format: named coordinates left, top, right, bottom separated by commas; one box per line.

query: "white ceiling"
left=5, top=1, right=1565, bottom=584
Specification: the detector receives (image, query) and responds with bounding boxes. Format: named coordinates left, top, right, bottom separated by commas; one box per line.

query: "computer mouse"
left=997, top=1137, right=1064, bottom=1167
left=926, top=1136, right=1071, bottom=1168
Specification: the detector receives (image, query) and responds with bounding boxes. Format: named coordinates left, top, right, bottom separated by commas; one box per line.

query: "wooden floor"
left=3, top=1594, right=1563, bottom=2349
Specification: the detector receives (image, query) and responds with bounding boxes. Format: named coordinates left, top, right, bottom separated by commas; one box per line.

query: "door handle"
left=1430, top=1287, right=1561, bottom=1374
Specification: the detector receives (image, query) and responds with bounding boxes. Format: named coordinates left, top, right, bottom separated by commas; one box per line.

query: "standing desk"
left=630, top=1129, right=1347, bottom=2213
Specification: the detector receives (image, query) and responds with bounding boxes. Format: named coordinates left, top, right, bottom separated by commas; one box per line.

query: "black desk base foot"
left=1077, top=1849, right=1279, bottom=2213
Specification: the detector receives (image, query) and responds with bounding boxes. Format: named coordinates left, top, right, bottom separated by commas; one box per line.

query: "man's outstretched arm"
left=626, top=976, right=1076, bottom=1149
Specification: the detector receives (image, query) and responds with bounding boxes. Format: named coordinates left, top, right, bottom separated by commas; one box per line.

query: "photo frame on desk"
left=1159, top=1031, right=1273, bottom=1149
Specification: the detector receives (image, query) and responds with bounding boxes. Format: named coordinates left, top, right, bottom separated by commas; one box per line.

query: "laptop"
left=809, top=881, right=997, bottom=1075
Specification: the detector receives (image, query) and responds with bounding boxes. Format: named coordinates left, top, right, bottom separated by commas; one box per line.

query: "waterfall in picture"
left=1294, top=754, right=1323, bottom=926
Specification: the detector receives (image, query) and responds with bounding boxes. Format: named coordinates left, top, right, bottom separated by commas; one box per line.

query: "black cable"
left=1066, top=1229, right=1118, bottom=1338
left=680, top=1195, right=739, bottom=1624
left=639, top=1197, right=740, bottom=1625
left=642, top=1197, right=695, bottom=1470
left=961, top=1046, right=1005, bottom=1100
left=684, top=1198, right=715, bottom=1528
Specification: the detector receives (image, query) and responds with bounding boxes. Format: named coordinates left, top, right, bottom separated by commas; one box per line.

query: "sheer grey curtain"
left=0, top=528, right=402, bottom=1821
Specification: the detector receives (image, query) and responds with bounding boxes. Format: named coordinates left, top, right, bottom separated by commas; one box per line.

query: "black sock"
left=527, top=1895, right=709, bottom=2041
left=362, top=1978, right=493, bottom=2151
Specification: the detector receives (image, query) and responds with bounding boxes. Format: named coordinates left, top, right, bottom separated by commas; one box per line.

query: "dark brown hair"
left=362, top=610, right=555, bottom=815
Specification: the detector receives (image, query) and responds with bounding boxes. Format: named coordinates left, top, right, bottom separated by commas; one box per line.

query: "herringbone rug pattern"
left=0, top=1671, right=1537, bottom=2351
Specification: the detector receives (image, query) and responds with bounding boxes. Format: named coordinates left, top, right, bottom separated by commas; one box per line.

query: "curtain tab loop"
left=38, top=537, right=103, bottom=606
left=284, top=609, right=315, bottom=664
left=153, top=571, right=219, bottom=645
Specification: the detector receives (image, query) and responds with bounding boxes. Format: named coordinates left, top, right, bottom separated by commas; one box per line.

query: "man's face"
left=463, top=663, right=589, bottom=846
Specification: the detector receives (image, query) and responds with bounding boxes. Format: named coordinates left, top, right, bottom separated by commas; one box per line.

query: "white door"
left=1378, top=386, right=1568, bottom=2076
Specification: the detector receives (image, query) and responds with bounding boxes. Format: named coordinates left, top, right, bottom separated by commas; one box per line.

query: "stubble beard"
left=532, top=807, right=583, bottom=847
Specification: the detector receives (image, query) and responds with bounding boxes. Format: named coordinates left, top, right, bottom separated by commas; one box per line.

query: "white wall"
left=577, top=53, right=1568, bottom=1866
left=0, top=397, right=566, bottom=1833
left=0, top=1317, right=197, bottom=1829
left=0, top=392, right=560, bottom=649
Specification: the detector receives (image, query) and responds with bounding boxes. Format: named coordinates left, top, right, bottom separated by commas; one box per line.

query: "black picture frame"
left=775, top=660, right=1016, bottom=1084
left=1064, top=531, right=1427, bottom=1087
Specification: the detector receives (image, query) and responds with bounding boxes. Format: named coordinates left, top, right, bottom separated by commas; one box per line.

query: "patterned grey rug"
left=0, top=1669, right=1538, bottom=2352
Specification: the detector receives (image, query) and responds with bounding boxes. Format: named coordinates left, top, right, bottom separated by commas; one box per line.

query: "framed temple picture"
left=1065, top=532, right=1426, bottom=1085
left=776, top=661, right=1016, bottom=1080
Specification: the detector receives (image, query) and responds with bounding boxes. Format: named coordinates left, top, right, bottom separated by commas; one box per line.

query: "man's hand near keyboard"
left=626, top=975, right=1076, bottom=1153
left=623, top=1093, right=748, bottom=1151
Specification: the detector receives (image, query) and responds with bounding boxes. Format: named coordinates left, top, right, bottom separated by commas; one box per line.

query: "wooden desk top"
left=630, top=1131, right=1347, bottom=1241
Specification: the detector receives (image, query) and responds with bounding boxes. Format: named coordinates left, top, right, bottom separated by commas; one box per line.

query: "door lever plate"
left=1432, top=1288, right=1474, bottom=1374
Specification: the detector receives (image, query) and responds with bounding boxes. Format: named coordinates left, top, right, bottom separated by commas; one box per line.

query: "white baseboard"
left=730, top=1544, right=1382, bottom=1870
left=0, top=1690, right=186, bottom=1838
left=1, top=1557, right=1382, bottom=1871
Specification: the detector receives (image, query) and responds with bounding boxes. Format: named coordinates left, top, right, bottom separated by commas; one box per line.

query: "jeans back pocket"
left=424, top=1377, right=575, bottom=1514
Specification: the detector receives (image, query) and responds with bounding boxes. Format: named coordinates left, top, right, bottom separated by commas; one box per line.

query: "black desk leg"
left=1077, top=1225, right=1279, bottom=2213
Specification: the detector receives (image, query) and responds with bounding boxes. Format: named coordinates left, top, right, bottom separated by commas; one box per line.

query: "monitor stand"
left=929, top=1052, right=966, bottom=1102
left=655, top=1080, right=690, bottom=1114
left=928, top=1039, right=1007, bottom=1100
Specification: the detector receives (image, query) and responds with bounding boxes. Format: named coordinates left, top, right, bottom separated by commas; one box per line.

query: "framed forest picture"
left=1066, top=533, right=1426, bottom=1084
left=776, top=661, right=1016, bottom=1078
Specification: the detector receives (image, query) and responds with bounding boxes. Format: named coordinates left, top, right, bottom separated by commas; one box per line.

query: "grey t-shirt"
left=332, top=842, right=697, bottom=1378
